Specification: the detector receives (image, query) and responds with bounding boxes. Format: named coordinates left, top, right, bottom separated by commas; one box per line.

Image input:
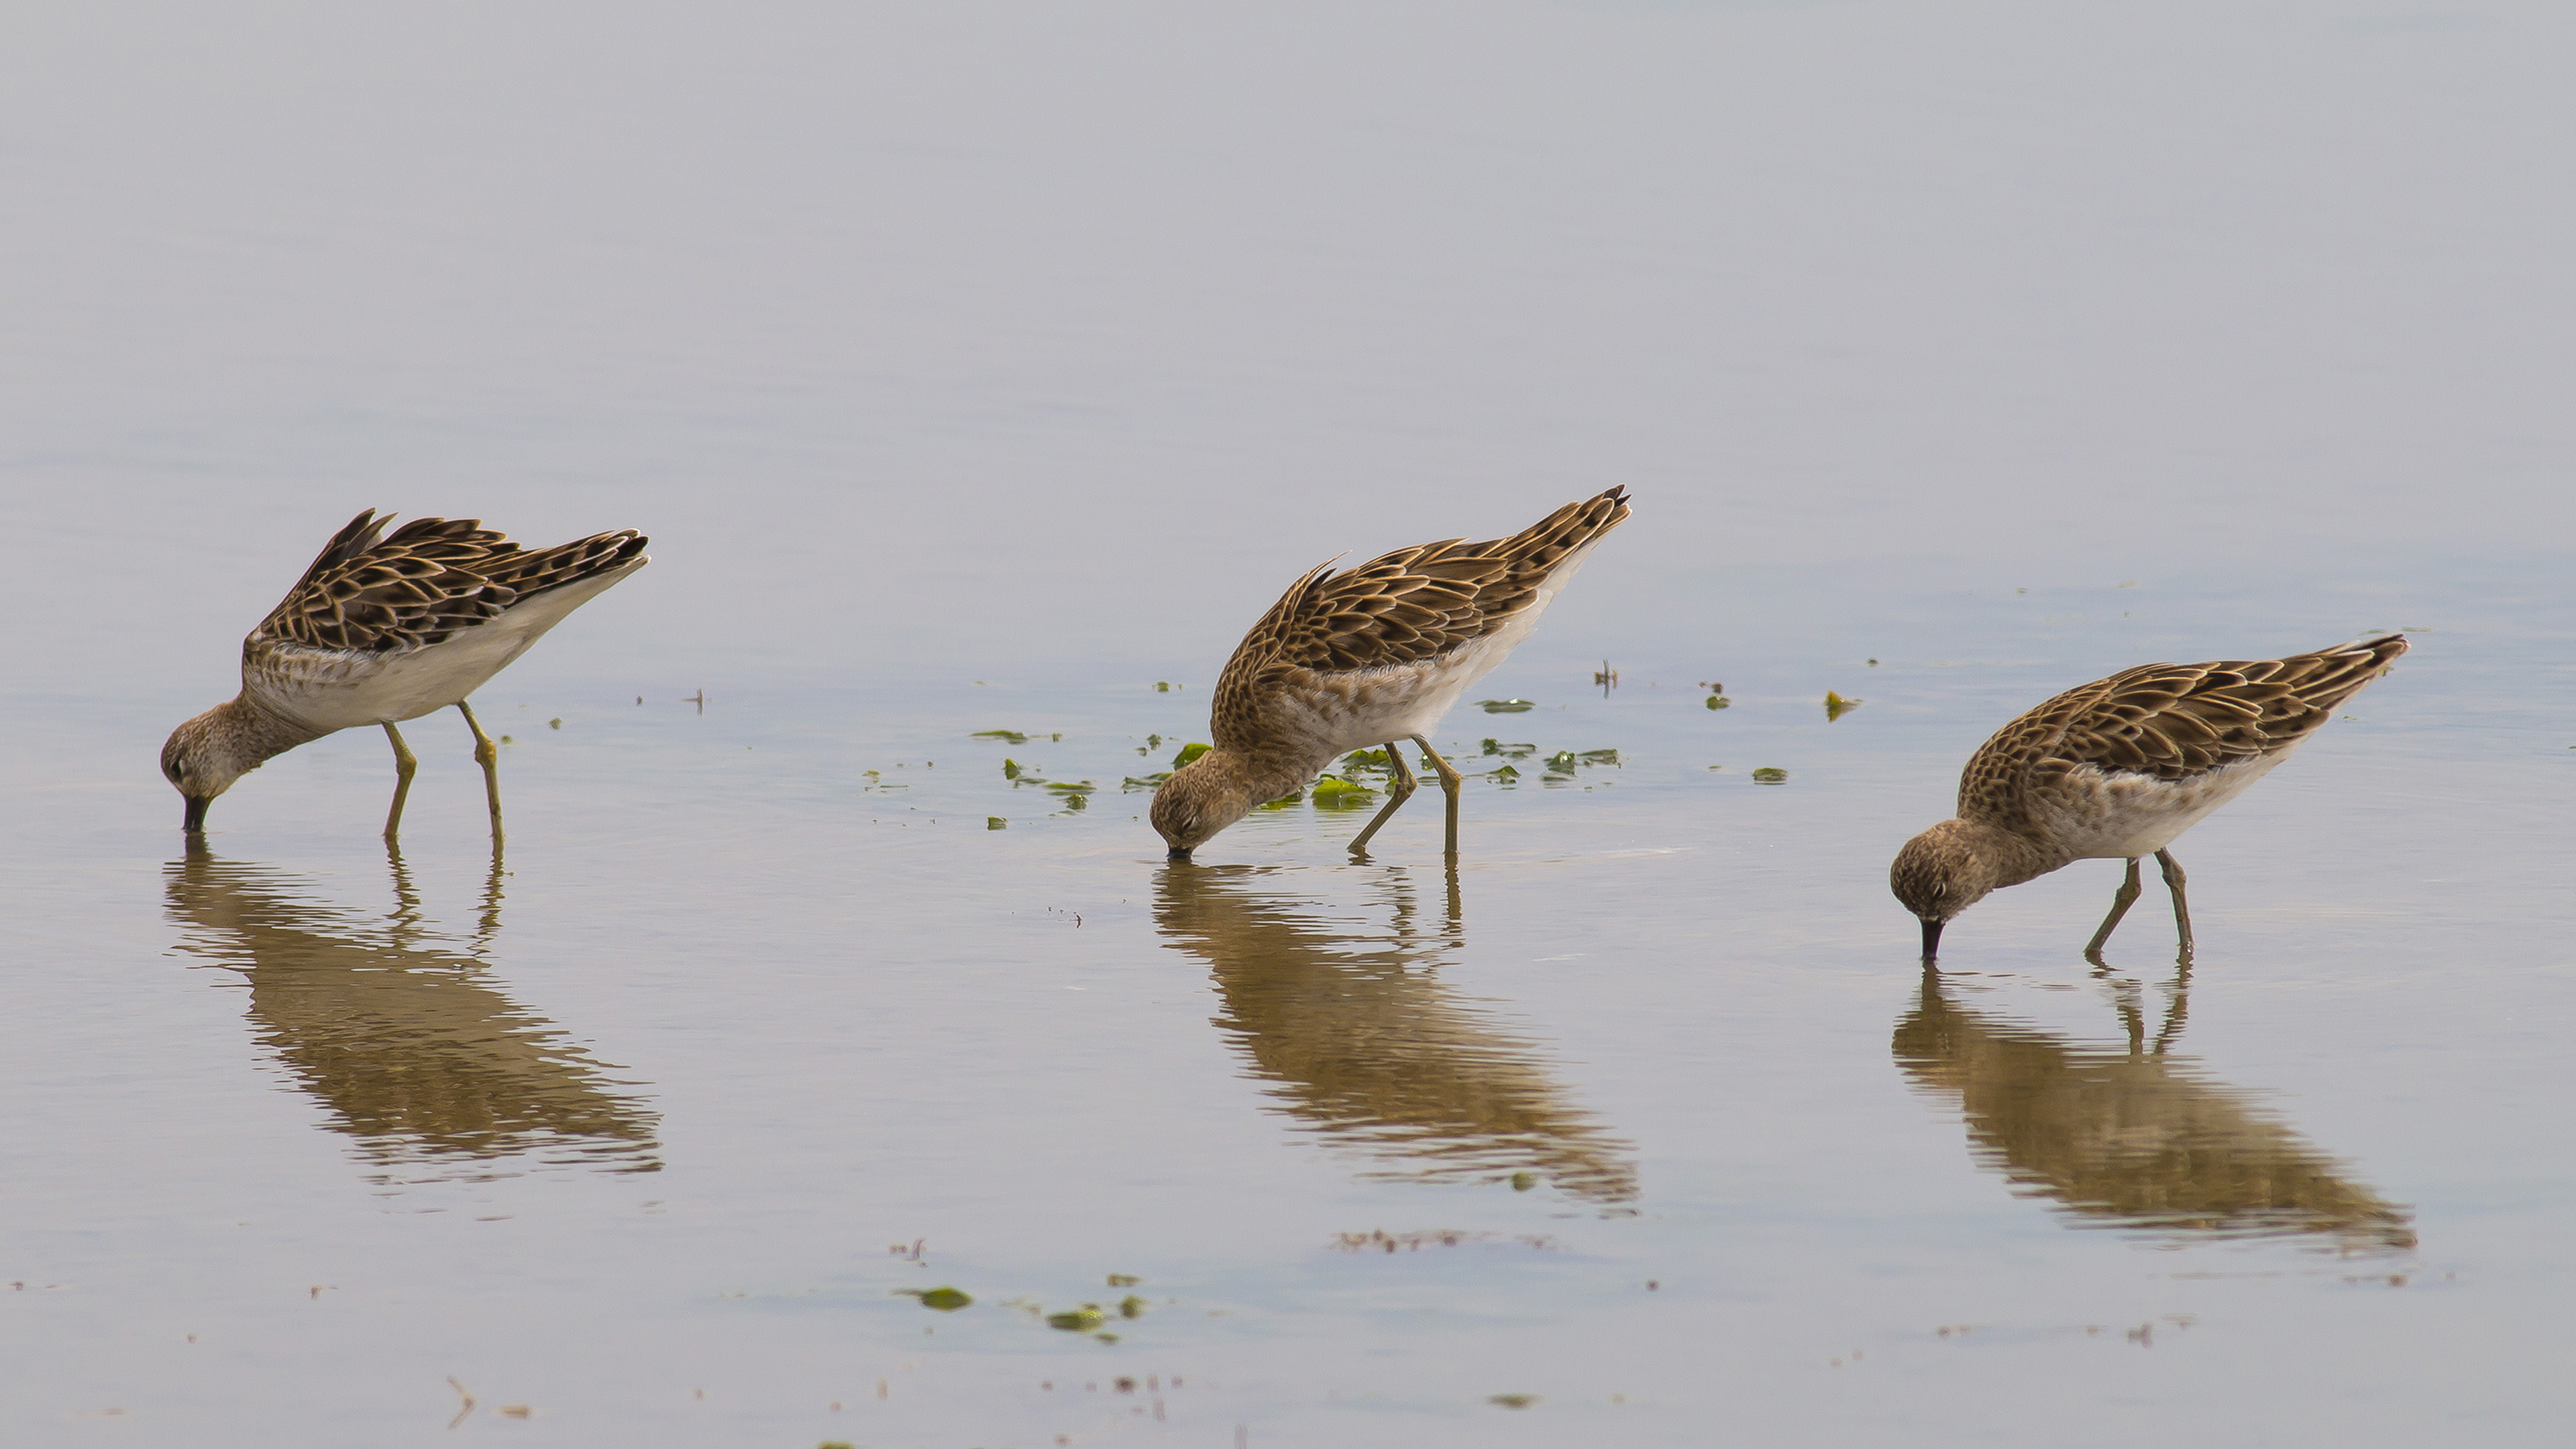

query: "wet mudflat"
left=7, top=1, right=2575, bottom=1444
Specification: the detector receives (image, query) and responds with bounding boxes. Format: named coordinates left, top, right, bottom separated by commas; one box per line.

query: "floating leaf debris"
left=1477, top=699, right=1537, bottom=713
left=1309, top=775, right=1377, bottom=807
left=1752, top=767, right=1789, bottom=784
left=895, top=1287, right=973, bottom=1311
left=1823, top=691, right=1862, bottom=721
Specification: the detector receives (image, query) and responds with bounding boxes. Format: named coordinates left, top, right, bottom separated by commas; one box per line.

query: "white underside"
left=2032, top=753, right=2292, bottom=860
left=250, top=558, right=646, bottom=733
left=1267, top=533, right=1608, bottom=760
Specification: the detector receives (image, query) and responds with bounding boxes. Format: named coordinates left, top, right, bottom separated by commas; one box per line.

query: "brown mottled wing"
left=253, top=511, right=647, bottom=654
left=1960, top=635, right=2408, bottom=824
left=1210, top=487, right=1631, bottom=750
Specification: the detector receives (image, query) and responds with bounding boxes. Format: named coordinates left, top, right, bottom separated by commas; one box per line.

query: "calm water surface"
left=6, top=2, right=2574, bottom=1445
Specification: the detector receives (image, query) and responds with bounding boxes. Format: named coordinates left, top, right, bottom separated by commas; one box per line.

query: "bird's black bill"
left=182, top=796, right=211, bottom=833
left=1919, top=916, right=1943, bottom=961
left=1167, top=847, right=1193, bottom=862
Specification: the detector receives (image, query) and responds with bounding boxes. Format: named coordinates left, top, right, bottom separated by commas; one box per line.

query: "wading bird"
left=162, top=511, right=649, bottom=840
left=1890, top=635, right=2406, bottom=961
left=1152, top=487, right=1631, bottom=862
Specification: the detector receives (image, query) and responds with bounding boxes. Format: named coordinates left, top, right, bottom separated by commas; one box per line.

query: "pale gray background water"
left=5, top=1, right=2572, bottom=1444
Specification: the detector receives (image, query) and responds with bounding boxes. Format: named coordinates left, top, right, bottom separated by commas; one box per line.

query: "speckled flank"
left=2031, top=756, right=2290, bottom=861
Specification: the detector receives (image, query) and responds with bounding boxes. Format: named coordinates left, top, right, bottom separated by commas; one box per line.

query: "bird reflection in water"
left=1894, top=966, right=2411, bottom=1252
left=165, top=842, right=661, bottom=1186
left=1156, top=863, right=1635, bottom=1207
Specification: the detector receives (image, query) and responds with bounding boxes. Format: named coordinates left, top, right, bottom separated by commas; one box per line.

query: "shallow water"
left=7, top=1, right=2575, bottom=1445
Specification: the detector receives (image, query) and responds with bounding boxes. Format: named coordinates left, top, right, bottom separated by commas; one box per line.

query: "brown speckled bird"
left=162, top=511, right=649, bottom=840
left=1152, top=487, right=1631, bottom=861
left=1891, top=635, right=2407, bottom=961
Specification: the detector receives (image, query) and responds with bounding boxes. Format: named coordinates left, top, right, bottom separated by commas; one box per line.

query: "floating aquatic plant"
left=1477, top=699, right=1537, bottom=713
left=1173, top=743, right=1211, bottom=767
left=987, top=817, right=1007, bottom=830
left=1122, top=773, right=1172, bottom=791
left=1705, top=695, right=1731, bottom=710
left=895, top=1287, right=973, bottom=1311
left=1752, top=767, right=1788, bottom=784
left=972, top=729, right=1029, bottom=744
left=1481, top=739, right=1536, bottom=759
left=1824, top=691, right=1862, bottom=721
left=1309, top=775, right=1377, bottom=807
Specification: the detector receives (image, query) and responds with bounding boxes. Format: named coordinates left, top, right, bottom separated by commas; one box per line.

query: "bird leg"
left=1409, top=735, right=1464, bottom=858
left=2083, top=857, right=2144, bottom=963
left=382, top=722, right=419, bottom=841
left=457, top=700, right=505, bottom=841
left=2156, top=849, right=2194, bottom=961
left=1346, top=744, right=1419, bottom=858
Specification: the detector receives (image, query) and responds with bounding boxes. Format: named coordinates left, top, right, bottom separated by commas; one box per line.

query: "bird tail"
left=484, top=529, right=650, bottom=599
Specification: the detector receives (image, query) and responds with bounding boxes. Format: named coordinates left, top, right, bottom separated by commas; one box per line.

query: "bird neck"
left=1945, top=816, right=2065, bottom=892
left=1195, top=746, right=1318, bottom=812
left=200, top=693, right=329, bottom=770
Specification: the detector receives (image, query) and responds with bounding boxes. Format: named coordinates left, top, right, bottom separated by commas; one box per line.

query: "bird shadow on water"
left=1153, top=861, right=1638, bottom=1212
left=1894, top=964, right=2414, bottom=1254
left=163, top=841, right=662, bottom=1189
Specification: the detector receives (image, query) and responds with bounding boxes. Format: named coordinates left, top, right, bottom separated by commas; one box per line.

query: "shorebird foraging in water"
left=1890, top=635, right=2408, bottom=963
left=1152, top=486, right=1631, bottom=862
left=162, top=511, right=649, bottom=841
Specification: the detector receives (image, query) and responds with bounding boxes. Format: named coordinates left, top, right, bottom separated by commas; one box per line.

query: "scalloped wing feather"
left=1961, top=635, right=2407, bottom=823
left=251, top=513, right=647, bottom=655
left=1209, top=487, right=1631, bottom=751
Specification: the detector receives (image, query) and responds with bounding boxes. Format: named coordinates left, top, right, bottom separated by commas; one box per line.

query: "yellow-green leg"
left=1409, top=735, right=1464, bottom=858
left=2083, top=857, right=2143, bottom=963
left=2156, top=849, right=2194, bottom=959
left=382, top=721, right=418, bottom=841
left=457, top=700, right=505, bottom=841
left=1346, top=745, right=1419, bottom=857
